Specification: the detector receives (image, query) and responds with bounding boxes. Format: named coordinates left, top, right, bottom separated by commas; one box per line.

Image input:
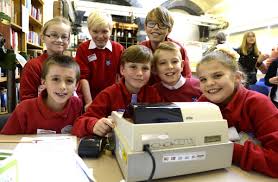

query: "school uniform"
left=1, top=90, right=83, bottom=135
left=19, top=52, right=48, bottom=101
left=153, top=76, right=201, bottom=102
left=140, top=38, right=192, bottom=84
left=75, top=40, right=124, bottom=100
left=235, top=48, right=259, bottom=85
left=72, top=78, right=162, bottom=137
left=264, top=58, right=278, bottom=107
left=198, top=85, right=278, bottom=177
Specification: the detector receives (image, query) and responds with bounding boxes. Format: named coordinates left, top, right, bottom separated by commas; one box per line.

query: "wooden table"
left=83, top=150, right=276, bottom=182
left=0, top=135, right=276, bottom=182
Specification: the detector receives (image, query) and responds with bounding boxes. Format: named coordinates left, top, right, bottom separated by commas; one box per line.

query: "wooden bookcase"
left=111, top=22, right=138, bottom=48
left=0, top=0, right=44, bottom=113
left=26, top=0, right=44, bottom=51
left=9, top=0, right=44, bottom=53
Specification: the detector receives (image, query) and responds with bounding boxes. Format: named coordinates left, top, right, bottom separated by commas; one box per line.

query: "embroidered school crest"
left=106, top=59, right=111, bottom=66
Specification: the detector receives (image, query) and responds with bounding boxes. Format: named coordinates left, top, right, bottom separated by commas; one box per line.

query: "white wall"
left=44, top=0, right=54, bottom=23
left=215, top=0, right=278, bottom=54
left=80, top=23, right=90, bottom=40
left=215, top=0, right=278, bottom=34
left=168, top=9, right=202, bottom=65
left=168, top=9, right=200, bottom=43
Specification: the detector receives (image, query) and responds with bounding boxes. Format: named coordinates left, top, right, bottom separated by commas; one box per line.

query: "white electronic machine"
left=112, top=102, right=233, bottom=182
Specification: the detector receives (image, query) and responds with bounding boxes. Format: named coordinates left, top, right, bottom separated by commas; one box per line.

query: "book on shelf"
left=26, top=0, right=42, bottom=22
left=27, top=49, right=43, bottom=59
left=0, top=67, right=7, bottom=78
left=10, top=0, right=14, bottom=22
left=30, top=5, right=42, bottom=22
left=15, top=82, right=19, bottom=103
left=0, top=0, right=12, bottom=18
left=11, top=29, right=18, bottom=52
left=28, top=31, right=41, bottom=46
left=0, top=87, right=7, bottom=113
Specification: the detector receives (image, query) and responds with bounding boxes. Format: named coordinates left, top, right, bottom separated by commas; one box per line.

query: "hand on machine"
left=78, top=134, right=115, bottom=158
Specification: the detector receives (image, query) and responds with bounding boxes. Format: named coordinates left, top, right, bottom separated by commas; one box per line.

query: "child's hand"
left=257, top=53, right=269, bottom=64
left=235, top=132, right=261, bottom=146
left=93, top=118, right=115, bottom=137
left=84, top=101, right=92, bottom=111
left=269, top=76, right=278, bottom=85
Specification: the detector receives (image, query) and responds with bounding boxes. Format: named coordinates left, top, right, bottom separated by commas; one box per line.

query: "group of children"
left=0, top=6, right=277, bottom=178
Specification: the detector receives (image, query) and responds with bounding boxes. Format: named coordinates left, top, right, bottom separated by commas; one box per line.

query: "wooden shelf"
left=113, top=22, right=138, bottom=29
left=112, top=22, right=138, bottom=48
left=32, top=0, right=44, bottom=7
left=0, top=77, right=7, bottom=82
left=0, top=0, right=44, bottom=113
left=29, top=15, right=43, bottom=28
left=10, top=22, right=22, bottom=32
left=0, top=76, right=20, bottom=83
left=0, top=111, right=8, bottom=115
left=27, top=42, right=43, bottom=49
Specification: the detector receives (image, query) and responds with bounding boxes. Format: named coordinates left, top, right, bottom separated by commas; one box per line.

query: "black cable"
left=143, top=144, right=156, bottom=182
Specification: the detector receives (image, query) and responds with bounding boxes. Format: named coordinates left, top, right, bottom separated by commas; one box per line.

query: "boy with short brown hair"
left=140, top=6, right=192, bottom=84
left=153, top=41, right=201, bottom=102
left=1, top=55, right=82, bottom=134
left=72, top=45, right=162, bottom=137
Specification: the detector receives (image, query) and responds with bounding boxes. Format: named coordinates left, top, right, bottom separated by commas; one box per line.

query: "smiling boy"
left=153, top=42, right=201, bottom=102
left=72, top=45, right=162, bottom=137
left=1, top=55, right=82, bottom=134
left=140, top=6, right=191, bottom=84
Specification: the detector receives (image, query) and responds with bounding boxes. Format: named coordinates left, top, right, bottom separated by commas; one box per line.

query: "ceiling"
left=76, top=0, right=228, bottom=29
left=80, top=0, right=132, bottom=6
left=191, top=0, right=224, bottom=13
left=78, top=0, right=225, bottom=15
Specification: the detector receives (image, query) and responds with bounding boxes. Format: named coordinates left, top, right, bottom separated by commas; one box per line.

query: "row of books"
left=28, top=31, right=40, bottom=46
left=10, top=29, right=18, bottom=52
left=0, top=65, right=21, bottom=78
left=1, top=0, right=42, bottom=24
left=26, top=0, right=42, bottom=22
left=10, top=26, right=43, bottom=56
left=0, top=0, right=11, bottom=18
left=0, top=83, right=20, bottom=114
left=29, top=4, right=42, bottom=22
left=10, top=0, right=17, bottom=24
left=0, top=87, right=8, bottom=113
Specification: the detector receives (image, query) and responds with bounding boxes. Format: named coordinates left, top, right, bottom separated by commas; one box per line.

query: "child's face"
left=42, top=65, right=77, bottom=110
left=145, top=19, right=170, bottom=44
left=120, top=62, right=151, bottom=93
left=156, top=50, right=183, bottom=86
left=197, top=60, right=241, bottom=105
left=42, top=23, right=70, bottom=55
left=89, top=25, right=111, bottom=48
left=246, top=32, right=256, bottom=45
left=270, top=46, right=278, bottom=59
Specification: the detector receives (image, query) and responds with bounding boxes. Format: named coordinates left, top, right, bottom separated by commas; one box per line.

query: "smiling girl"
left=20, top=16, right=72, bottom=101
left=197, top=48, right=278, bottom=177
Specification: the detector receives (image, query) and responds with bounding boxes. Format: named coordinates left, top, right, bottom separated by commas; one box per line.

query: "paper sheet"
left=12, top=135, right=95, bottom=182
left=15, top=53, right=27, bottom=67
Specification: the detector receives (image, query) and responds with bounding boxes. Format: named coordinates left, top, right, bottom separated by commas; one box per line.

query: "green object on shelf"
left=0, top=50, right=16, bottom=70
left=0, top=12, right=11, bottom=25
left=19, top=52, right=28, bottom=61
